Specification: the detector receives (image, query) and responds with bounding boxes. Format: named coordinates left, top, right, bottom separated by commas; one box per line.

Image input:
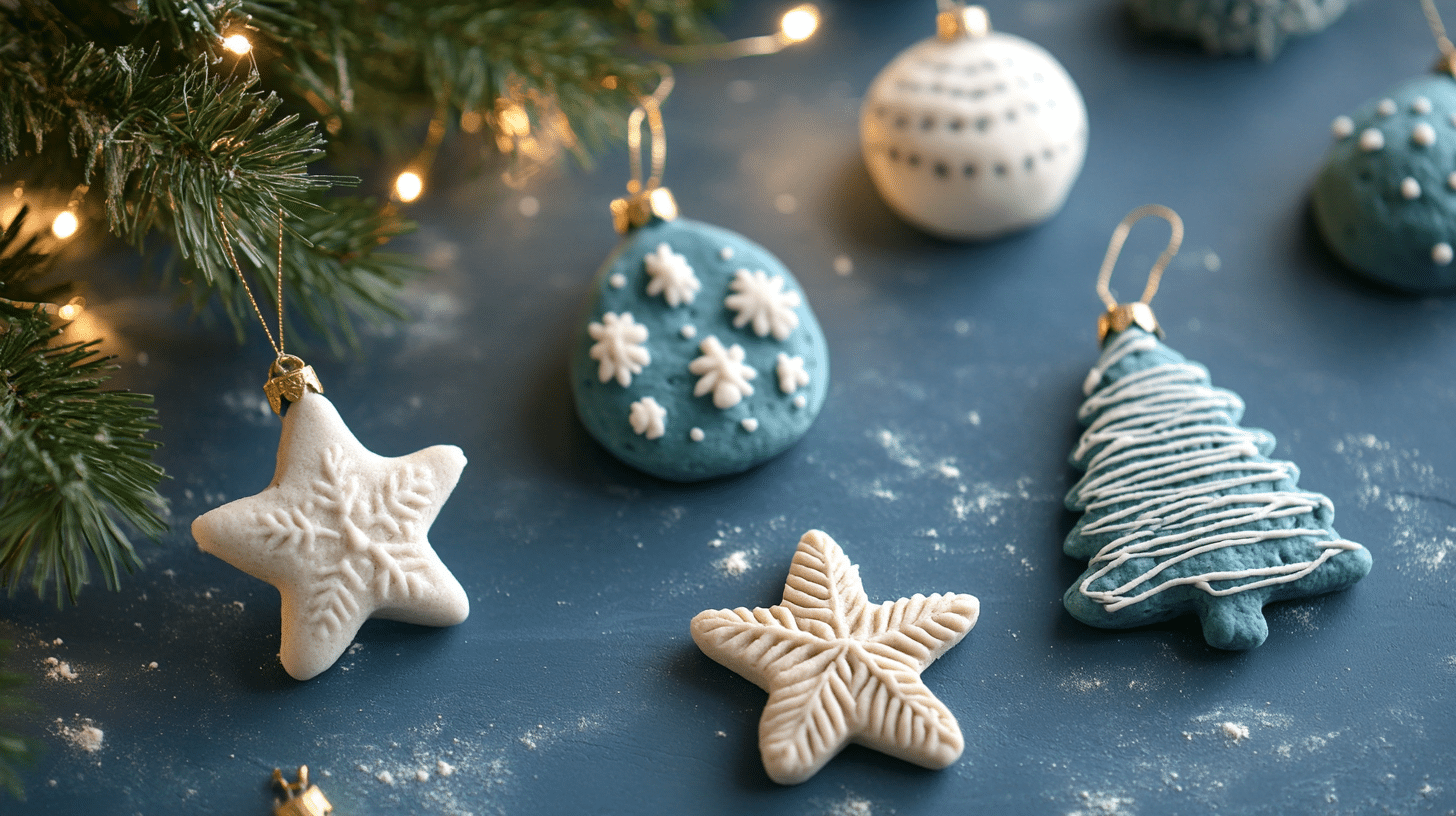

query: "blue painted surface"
left=3, top=1, right=1455, bottom=813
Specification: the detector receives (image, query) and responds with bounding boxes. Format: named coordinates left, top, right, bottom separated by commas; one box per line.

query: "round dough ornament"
left=860, top=2, right=1087, bottom=240
left=1312, top=3, right=1456, bottom=293
left=570, top=98, right=829, bottom=482
left=1126, top=0, right=1348, bottom=61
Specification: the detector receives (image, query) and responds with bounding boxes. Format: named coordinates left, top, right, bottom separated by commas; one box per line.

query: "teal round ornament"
left=570, top=216, right=829, bottom=482
left=1126, top=0, right=1348, bottom=60
left=1313, top=72, right=1456, bottom=293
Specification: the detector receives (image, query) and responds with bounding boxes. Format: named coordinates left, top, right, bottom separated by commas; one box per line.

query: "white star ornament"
left=691, top=530, right=979, bottom=785
left=192, top=391, right=470, bottom=681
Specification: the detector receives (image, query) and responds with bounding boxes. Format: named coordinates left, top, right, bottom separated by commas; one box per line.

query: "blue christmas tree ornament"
left=1063, top=206, right=1372, bottom=650
left=570, top=94, right=829, bottom=482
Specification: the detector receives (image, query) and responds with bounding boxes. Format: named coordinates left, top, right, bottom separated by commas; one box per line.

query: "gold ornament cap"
left=611, top=186, right=679, bottom=234
left=1097, top=301, right=1161, bottom=344
left=273, top=766, right=332, bottom=816
left=938, top=4, right=990, bottom=40
left=264, top=354, right=323, bottom=415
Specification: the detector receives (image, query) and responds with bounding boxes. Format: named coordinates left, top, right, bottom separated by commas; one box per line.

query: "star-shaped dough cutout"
left=193, top=391, right=469, bottom=681
left=691, top=530, right=979, bottom=785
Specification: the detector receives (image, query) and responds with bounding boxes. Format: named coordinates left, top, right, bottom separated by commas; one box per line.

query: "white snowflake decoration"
left=643, top=243, right=701, bottom=307
left=690, top=335, right=757, bottom=409
left=588, top=312, right=651, bottom=387
left=725, top=269, right=801, bottom=341
left=629, top=397, right=668, bottom=440
left=775, top=353, right=810, bottom=395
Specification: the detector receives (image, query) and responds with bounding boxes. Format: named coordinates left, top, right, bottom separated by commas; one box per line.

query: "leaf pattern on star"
left=691, top=530, right=979, bottom=785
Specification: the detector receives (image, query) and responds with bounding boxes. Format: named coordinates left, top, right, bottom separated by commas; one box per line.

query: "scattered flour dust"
left=818, top=792, right=874, bottom=816
left=1220, top=722, right=1250, bottom=743
left=55, top=718, right=104, bottom=752
left=1336, top=433, right=1456, bottom=575
left=1068, top=790, right=1135, bottom=816
left=717, top=550, right=752, bottom=577
left=44, top=657, right=78, bottom=681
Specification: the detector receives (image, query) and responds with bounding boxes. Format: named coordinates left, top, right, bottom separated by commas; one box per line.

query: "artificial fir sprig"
left=0, top=640, right=36, bottom=801
left=0, top=0, right=725, bottom=609
left=0, top=210, right=166, bottom=606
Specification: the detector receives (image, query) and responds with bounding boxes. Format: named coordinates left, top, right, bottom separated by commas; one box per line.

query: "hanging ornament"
left=1063, top=206, right=1372, bottom=650
left=859, top=2, right=1087, bottom=240
left=691, top=530, right=979, bottom=785
left=1126, top=0, right=1348, bottom=60
left=192, top=208, right=469, bottom=681
left=1312, top=0, right=1456, bottom=293
left=570, top=72, right=829, bottom=481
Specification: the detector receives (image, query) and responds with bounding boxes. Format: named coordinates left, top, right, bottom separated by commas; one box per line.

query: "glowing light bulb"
left=57, top=302, right=80, bottom=320
left=780, top=4, right=820, bottom=43
left=222, top=34, right=252, bottom=55
left=395, top=171, right=424, bottom=203
left=51, top=210, right=78, bottom=239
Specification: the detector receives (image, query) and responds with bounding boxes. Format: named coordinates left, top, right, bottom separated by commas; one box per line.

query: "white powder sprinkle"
left=56, top=718, right=104, bottom=752
left=1221, top=721, right=1250, bottom=742
left=414, top=769, right=429, bottom=782
left=718, top=551, right=751, bottom=576
left=376, top=770, right=395, bottom=785
left=44, top=658, right=78, bottom=681
left=436, top=760, right=455, bottom=777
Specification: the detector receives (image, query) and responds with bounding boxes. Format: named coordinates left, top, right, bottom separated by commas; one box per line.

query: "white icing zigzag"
left=588, top=312, right=650, bottom=387
left=1071, top=331, right=1362, bottom=613
left=726, top=269, right=800, bottom=341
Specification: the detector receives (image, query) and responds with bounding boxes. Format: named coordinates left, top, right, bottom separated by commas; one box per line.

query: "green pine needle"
left=0, top=641, right=37, bottom=801
left=1, top=211, right=167, bottom=606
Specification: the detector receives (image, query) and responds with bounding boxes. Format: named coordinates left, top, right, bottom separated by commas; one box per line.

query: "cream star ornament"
left=690, top=530, right=979, bottom=785
left=192, top=391, right=470, bottom=681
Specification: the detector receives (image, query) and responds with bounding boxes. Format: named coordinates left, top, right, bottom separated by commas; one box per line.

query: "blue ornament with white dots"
left=1312, top=71, right=1456, bottom=292
left=859, top=4, right=1087, bottom=240
left=1126, top=0, right=1348, bottom=61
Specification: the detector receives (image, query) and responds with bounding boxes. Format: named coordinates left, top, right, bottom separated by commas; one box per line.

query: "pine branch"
left=0, top=641, right=37, bottom=801
left=1, top=210, right=167, bottom=606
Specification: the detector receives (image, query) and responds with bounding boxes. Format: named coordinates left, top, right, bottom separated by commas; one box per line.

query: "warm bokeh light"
left=781, top=5, right=819, bottom=43
left=395, top=171, right=424, bottom=203
left=51, top=210, right=78, bottom=238
left=222, top=34, right=252, bottom=55
left=57, top=299, right=82, bottom=320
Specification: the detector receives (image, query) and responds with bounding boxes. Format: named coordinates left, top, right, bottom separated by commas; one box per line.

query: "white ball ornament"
left=860, top=4, right=1088, bottom=240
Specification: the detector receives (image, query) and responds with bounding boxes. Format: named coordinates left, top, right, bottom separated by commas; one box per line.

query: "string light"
left=651, top=4, right=820, bottom=59
left=394, top=171, right=424, bottom=203
left=222, top=34, right=252, bottom=55
left=51, top=210, right=78, bottom=239
left=780, top=5, right=820, bottom=43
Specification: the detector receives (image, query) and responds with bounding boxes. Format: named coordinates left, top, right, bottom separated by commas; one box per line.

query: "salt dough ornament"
left=1312, top=4, right=1456, bottom=293
left=191, top=214, right=467, bottom=681
left=1064, top=206, right=1372, bottom=650
left=692, top=530, right=979, bottom=785
left=1126, top=0, right=1348, bottom=60
left=859, top=2, right=1087, bottom=240
left=570, top=92, right=828, bottom=481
